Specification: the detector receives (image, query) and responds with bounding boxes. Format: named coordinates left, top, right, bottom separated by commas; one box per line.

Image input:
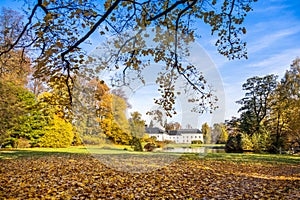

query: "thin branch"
left=0, top=4, right=37, bottom=56
left=147, top=0, right=188, bottom=21
left=61, top=0, right=122, bottom=58
left=174, top=0, right=203, bottom=95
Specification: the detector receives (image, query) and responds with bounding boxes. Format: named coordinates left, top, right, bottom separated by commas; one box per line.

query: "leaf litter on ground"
left=0, top=154, right=299, bottom=199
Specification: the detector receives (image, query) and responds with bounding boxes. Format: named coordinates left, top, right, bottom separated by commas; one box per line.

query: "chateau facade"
left=145, top=128, right=203, bottom=144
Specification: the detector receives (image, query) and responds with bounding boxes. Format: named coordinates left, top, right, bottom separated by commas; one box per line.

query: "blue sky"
left=128, top=0, right=300, bottom=127
left=1, top=0, right=300, bottom=127
left=198, top=0, right=300, bottom=123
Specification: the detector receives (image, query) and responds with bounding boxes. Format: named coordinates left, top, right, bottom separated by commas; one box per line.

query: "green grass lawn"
left=162, top=143, right=225, bottom=148
left=1, top=145, right=299, bottom=164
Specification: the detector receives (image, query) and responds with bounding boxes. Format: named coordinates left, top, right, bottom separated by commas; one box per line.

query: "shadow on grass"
left=200, top=152, right=300, bottom=165
left=0, top=146, right=181, bottom=160
left=0, top=147, right=90, bottom=160
left=1, top=147, right=300, bottom=165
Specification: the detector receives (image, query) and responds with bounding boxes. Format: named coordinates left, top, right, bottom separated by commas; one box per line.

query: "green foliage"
left=2, top=137, right=18, bottom=148
left=72, top=131, right=83, bottom=146
left=237, top=74, right=278, bottom=135
left=109, top=122, right=132, bottom=145
left=80, top=134, right=104, bottom=145
left=38, top=115, right=74, bottom=148
left=225, top=134, right=243, bottom=153
left=129, top=111, right=146, bottom=139
left=241, top=133, right=253, bottom=151
left=0, top=81, right=43, bottom=146
left=201, top=123, right=212, bottom=144
left=231, top=58, right=300, bottom=152
left=251, top=130, right=272, bottom=153
left=217, top=124, right=229, bottom=144
left=131, top=137, right=143, bottom=152
left=191, top=140, right=203, bottom=144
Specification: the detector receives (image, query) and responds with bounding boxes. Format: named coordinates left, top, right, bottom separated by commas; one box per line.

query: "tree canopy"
left=226, top=58, right=300, bottom=153
left=0, top=0, right=258, bottom=116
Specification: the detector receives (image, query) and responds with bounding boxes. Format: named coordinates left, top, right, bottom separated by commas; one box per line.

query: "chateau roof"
left=168, top=129, right=201, bottom=135
left=145, top=127, right=164, bottom=134
left=146, top=127, right=202, bottom=135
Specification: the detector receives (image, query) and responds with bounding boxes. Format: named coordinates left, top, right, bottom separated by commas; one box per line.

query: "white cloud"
left=248, top=27, right=300, bottom=54
left=254, top=5, right=289, bottom=13
left=249, top=48, right=300, bottom=75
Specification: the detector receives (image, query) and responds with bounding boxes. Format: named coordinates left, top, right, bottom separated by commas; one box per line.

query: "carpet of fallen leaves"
left=0, top=154, right=299, bottom=199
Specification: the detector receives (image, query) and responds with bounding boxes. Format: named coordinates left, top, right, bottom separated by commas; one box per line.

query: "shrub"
left=251, top=130, right=272, bottom=153
left=241, top=133, right=253, bottom=151
left=72, top=131, right=83, bottom=146
left=191, top=140, right=203, bottom=144
left=131, top=137, right=143, bottom=151
left=155, top=141, right=165, bottom=148
left=225, top=133, right=243, bottom=153
left=2, top=137, right=18, bottom=148
left=163, top=140, right=174, bottom=145
left=240, top=130, right=273, bottom=153
left=38, top=115, right=74, bottom=148
left=144, top=143, right=156, bottom=152
left=144, top=136, right=157, bottom=143
left=17, top=138, right=31, bottom=148
left=81, top=134, right=104, bottom=145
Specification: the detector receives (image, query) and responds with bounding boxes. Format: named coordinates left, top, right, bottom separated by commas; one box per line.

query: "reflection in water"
left=162, top=147, right=225, bottom=153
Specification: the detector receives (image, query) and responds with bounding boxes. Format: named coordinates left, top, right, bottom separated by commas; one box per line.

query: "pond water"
left=162, top=146, right=225, bottom=153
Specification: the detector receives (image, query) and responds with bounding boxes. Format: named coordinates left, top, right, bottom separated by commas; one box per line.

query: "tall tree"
left=0, top=8, right=31, bottom=86
left=129, top=111, right=145, bottom=151
left=212, top=123, right=222, bottom=143
left=271, top=58, right=300, bottom=149
left=201, top=122, right=211, bottom=144
left=0, top=81, right=36, bottom=146
left=129, top=111, right=146, bottom=138
left=0, top=0, right=257, bottom=116
left=237, top=75, right=277, bottom=135
left=217, top=124, right=228, bottom=144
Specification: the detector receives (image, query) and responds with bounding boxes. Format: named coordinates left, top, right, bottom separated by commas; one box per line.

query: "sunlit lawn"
left=1, top=145, right=299, bottom=165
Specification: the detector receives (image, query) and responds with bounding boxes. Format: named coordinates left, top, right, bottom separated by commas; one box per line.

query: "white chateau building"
left=145, top=127, right=203, bottom=144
